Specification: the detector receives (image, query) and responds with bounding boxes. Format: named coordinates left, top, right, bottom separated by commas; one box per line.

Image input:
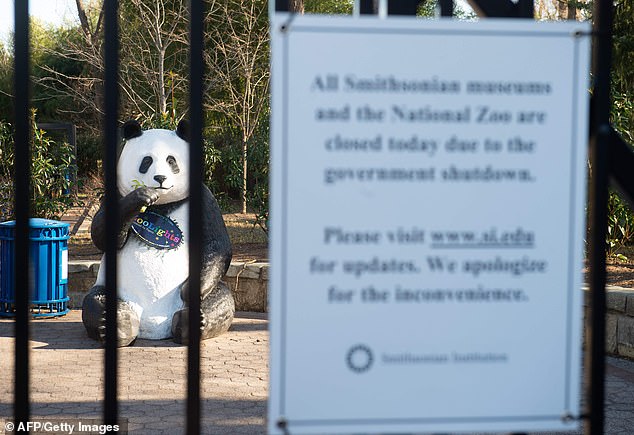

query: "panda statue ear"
left=122, top=120, right=143, bottom=140
left=176, top=119, right=190, bottom=142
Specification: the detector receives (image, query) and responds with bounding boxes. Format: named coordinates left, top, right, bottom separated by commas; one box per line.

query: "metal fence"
left=12, top=0, right=207, bottom=433
left=9, top=0, right=630, bottom=434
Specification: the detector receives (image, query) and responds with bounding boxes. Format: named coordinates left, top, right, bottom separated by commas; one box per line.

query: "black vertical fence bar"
left=387, top=0, right=420, bottom=16
left=103, top=0, right=119, bottom=429
left=517, top=0, right=534, bottom=19
left=359, top=0, right=376, bottom=15
left=188, top=0, right=204, bottom=433
left=275, top=0, right=290, bottom=12
left=586, top=1, right=613, bottom=434
left=13, top=0, right=30, bottom=426
left=439, top=0, right=454, bottom=17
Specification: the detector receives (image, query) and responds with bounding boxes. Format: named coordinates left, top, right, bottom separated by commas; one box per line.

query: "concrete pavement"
left=0, top=311, right=268, bottom=434
left=1, top=311, right=634, bottom=434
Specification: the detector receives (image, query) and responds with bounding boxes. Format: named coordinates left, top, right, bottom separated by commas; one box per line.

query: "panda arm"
left=91, top=187, right=160, bottom=251
left=200, top=185, right=233, bottom=293
left=180, top=185, right=232, bottom=301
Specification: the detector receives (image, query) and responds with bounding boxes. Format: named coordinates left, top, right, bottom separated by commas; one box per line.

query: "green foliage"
left=418, top=0, right=477, bottom=19
left=202, top=137, right=224, bottom=206
left=417, top=0, right=437, bottom=17
left=30, top=20, right=85, bottom=123
left=76, top=135, right=102, bottom=177
left=612, top=90, right=634, bottom=143
left=304, top=0, right=353, bottom=14
left=606, top=191, right=634, bottom=261
left=30, top=123, right=75, bottom=218
left=205, top=114, right=269, bottom=222
left=606, top=0, right=634, bottom=258
left=608, top=88, right=634, bottom=257
left=613, top=0, right=634, bottom=93
left=246, top=115, right=270, bottom=233
left=0, top=114, right=75, bottom=221
left=0, top=121, right=14, bottom=220
left=0, top=45, right=12, bottom=123
left=221, top=142, right=244, bottom=195
left=118, top=0, right=189, bottom=120
left=137, top=111, right=182, bottom=131
left=611, top=0, right=634, bottom=144
left=205, top=0, right=270, bottom=214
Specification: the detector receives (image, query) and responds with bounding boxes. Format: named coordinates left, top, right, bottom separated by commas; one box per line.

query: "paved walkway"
left=0, top=311, right=268, bottom=434
left=1, top=311, right=634, bottom=434
left=59, top=197, right=99, bottom=238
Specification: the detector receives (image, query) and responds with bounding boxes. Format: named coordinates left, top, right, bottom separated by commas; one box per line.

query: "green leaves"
left=606, top=191, right=634, bottom=261
left=0, top=113, right=75, bottom=221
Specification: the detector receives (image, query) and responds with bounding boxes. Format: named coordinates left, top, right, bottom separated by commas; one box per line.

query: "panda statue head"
left=118, top=119, right=190, bottom=205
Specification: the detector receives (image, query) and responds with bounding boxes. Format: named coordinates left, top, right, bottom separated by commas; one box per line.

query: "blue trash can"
left=0, top=218, right=70, bottom=318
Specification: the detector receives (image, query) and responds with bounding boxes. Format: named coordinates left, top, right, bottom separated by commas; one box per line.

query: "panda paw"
left=128, top=186, right=160, bottom=210
left=171, top=308, right=206, bottom=345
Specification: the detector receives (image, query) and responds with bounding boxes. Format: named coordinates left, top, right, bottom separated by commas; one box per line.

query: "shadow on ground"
left=0, top=398, right=267, bottom=435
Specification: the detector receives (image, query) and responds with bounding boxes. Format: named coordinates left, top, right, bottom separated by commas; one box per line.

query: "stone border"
left=68, top=260, right=269, bottom=313
left=225, top=262, right=269, bottom=313
left=69, top=262, right=634, bottom=359
left=584, top=285, right=634, bottom=360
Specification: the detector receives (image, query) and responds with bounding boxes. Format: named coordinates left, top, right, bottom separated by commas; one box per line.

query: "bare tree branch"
left=206, top=0, right=269, bottom=213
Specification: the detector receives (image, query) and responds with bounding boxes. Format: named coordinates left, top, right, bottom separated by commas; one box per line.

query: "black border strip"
left=103, top=0, right=119, bottom=428
left=13, top=0, right=31, bottom=425
left=279, top=21, right=588, bottom=428
left=187, top=0, right=205, bottom=433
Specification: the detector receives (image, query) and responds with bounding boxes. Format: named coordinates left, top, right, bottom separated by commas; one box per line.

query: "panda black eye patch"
left=139, top=156, right=153, bottom=174
left=167, top=155, right=180, bottom=174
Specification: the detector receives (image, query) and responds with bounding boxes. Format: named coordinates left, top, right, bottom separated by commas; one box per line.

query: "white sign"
left=269, top=15, right=590, bottom=435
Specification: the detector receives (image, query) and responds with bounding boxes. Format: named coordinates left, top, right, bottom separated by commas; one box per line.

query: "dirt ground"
left=582, top=245, right=634, bottom=288
left=69, top=239, right=268, bottom=262
left=68, top=212, right=269, bottom=262
left=590, top=259, right=634, bottom=288
left=67, top=177, right=269, bottom=262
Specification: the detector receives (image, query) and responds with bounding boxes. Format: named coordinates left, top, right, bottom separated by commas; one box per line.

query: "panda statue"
left=82, top=119, right=234, bottom=346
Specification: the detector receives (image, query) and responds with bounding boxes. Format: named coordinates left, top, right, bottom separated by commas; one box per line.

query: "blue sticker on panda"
left=131, top=211, right=183, bottom=249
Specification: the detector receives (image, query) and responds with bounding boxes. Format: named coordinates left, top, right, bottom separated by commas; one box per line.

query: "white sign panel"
left=269, top=15, right=590, bottom=435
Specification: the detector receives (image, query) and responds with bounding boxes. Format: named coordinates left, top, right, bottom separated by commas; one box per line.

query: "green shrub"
left=607, top=82, right=634, bottom=259
left=606, top=190, right=634, bottom=260
left=247, top=116, right=269, bottom=234
left=76, top=134, right=102, bottom=177
left=0, top=114, right=75, bottom=221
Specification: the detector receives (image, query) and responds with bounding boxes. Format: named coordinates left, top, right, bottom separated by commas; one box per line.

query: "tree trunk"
left=158, top=49, right=167, bottom=114
left=75, top=0, right=105, bottom=130
left=242, top=137, right=248, bottom=214
left=567, top=1, right=577, bottom=20
left=556, top=0, right=567, bottom=20
left=290, top=0, right=304, bottom=13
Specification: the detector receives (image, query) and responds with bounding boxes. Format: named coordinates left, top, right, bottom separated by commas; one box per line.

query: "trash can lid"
left=0, top=218, right=70, bottom=229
